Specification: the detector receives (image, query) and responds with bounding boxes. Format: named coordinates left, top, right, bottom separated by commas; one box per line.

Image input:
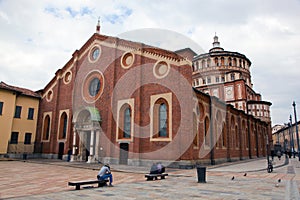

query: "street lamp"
left=292, top=101, right=300, bottom=161
left=289, top=115, right=295, bottom=158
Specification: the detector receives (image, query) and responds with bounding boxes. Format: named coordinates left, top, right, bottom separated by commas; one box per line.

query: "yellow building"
left=0, top=81, right=40, bottom=158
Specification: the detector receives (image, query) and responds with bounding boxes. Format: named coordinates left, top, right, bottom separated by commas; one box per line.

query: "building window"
left=28, top=108, right=34, bottom=120
left=14, top=106, right=22, bottom=118
left=230, top=73, right=235, bottom=81
left=203, top=79, right=206, bottom=84
left=204, top=117, right=210, bottom=146
left=221, top=57, right=225, bottom=66
left=207, top=77, right=211, bottom=84
left=123, top=107, right=131, bottom=138
left=215, top=57, right=219, bottom=66
left=43, top=115, right=51, bottom=140
left=24, top=133, right=32, bottom=144
left=59, top=112, right=68, bottom=139
left=150, top=93, right=172, bottom=141
left=222, top=124, right=226, bottom=147
left=158, top=103, right=168, bottom=137
left=221, top=76, right=225, bottom=82
left=207, top=59, right=210, bottom=67
left=92, top=48, right=100, bottom=60
left=228, top=57, right=232, bottom=66
left=89, top=45, right=101, bottom=63
left=89, top=78, right=100, bottom=97
left=193, top=113, right=199, bottom=147
left=216, top=77, right=220, bottom=83
left=117, top=100, right=134, bottom=141
left=0, top=101, right=3, bottom=115
left=10, top=132, right=19, bottom=144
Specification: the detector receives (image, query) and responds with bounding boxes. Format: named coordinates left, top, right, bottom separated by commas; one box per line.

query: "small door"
left=58, top=142, right=64, bottom=160
left=119, top=143, right=129, bottom=165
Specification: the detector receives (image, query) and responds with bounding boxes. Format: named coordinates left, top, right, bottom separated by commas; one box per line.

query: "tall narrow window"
left=207, top=77, right=211, bottom=84
left=28, top=108, right=34, bottom=120
left=10, top=132, right=19, bottom=144
left=14, top=106, right=22, bottom=118
left=204, top=117, right=210, bottom=146
left=59, top=112, right=68, bottom=139
left=24, top=133, right=32, bottom=144
left=0, top=101, right=3, bottom=115
left=123, top=107, right=131, bottom=138
left=228, top=57, right=232, bottom=66
left=215, top=57, right=219, bottom=66
left=43, top=115, right=50, bottom=140
left=221, top=76, right=225, bottom=82
left=231, top=73, right=235, bottom=81
left=235, top=126, right=239, bottom=148
left=193, top=113, right=198, bottom=147
left=222, top=124, right=226, bottom=147
left=207, top=58, right=211, bottom=67
left=159, top=103, right=167, bottom=137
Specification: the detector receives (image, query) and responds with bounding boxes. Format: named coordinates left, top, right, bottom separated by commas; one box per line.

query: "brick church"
left=35, top=21, right=272, bottom=167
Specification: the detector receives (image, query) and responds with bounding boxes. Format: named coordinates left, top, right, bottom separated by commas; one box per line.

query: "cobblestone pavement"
left=0, top=157, right=299, bottom=200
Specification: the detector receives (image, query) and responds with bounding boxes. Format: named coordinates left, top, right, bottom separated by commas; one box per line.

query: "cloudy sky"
left=1, top=0, right=300, bottom=125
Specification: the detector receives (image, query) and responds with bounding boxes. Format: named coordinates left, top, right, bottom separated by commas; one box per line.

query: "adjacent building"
left=192, top=35, right=272, bottom=124
left=0, top=81, right=40, bottom=158
left=272, top=121, right=300, bottom=153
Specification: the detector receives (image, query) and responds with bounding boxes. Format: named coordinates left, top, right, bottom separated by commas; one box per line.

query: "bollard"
left=196, top=166, right=206, bottom=183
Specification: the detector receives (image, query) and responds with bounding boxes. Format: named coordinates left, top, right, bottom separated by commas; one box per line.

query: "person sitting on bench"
left=97, top=163, right=113, bottom=187
left=150, top=162, right=165, bottom=174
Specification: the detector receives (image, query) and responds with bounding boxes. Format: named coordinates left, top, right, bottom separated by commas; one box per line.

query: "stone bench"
left=68, top=179, right=108, bottom=190
left=145, top=173, right=168, bottom=181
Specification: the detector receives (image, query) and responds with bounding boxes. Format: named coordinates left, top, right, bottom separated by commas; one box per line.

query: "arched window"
left=59, top=112, right=68, bottom=139
left=204, top=117, right=210, bottom=146
left=43, top=115, right=50, bottom=140
left=231, top=73, right=235, bottom=81
left=246, top=128, right=249, bottom=148
left=233, top=58, right=237, bottom=66
left=222, top=123, right=226, bottom=147
left=117, top=102, right=133, bottom=140
left=214, top=57, right=219, bottom=66
left=228, top=57, right=232, bottom=66
left=207, top=58, right=211, bottom=67
left=150, top=94, right=172, bottom=141
left=235, top=125, right=239, bottom=148
left=193, top=113, right=198, bottom=147
left=159, top=103, right=167, bottom=137
left=123, top=107, right=131, bottom=138
left=221, top=57, right=225, bottom=66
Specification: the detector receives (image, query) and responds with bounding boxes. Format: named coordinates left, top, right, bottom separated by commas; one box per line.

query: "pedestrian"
left=157, top=162, right=165, bottom=174
left=67, top=148, right=72, bottom=162
left=277, top=151, right=281, bottom=160
left=97, top=163, right=113, bottom=187
left=271, top=149, right=274, bottom=161
left=150, top=163, right=159, bottom=174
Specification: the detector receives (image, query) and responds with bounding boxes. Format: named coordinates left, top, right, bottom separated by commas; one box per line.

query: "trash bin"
left=196, top=166, right=206, bottom=183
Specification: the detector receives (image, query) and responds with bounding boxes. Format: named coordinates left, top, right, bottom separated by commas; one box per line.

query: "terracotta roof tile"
left=0, top=81, right=40, bottom=98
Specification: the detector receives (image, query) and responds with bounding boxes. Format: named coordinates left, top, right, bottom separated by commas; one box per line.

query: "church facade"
left=35, top=24, right=271, bottom=167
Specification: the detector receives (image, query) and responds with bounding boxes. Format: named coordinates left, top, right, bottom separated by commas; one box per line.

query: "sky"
left=0, top=0, right=300, bottom=126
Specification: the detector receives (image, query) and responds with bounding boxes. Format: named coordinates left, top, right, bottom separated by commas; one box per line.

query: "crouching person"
left=97, top=163, right=113, bottom=187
